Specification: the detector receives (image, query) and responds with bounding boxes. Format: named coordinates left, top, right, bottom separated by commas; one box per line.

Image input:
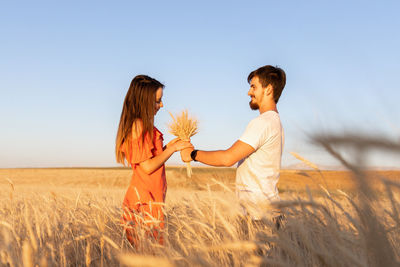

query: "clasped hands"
left=166, top=138, right=194, bottom=162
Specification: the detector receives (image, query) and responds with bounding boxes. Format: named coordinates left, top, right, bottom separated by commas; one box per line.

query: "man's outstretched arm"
left=183, top=140, right=255, bottom=167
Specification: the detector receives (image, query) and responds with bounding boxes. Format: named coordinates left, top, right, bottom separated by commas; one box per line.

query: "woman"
left=116, top=75, right=192, bottom=246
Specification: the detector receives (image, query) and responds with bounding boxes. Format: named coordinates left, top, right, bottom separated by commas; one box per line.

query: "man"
left=181, top=65, right=286, bottom=220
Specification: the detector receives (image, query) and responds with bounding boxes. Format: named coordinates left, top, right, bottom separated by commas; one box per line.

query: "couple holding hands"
left=116, top=65, right=286, bottom=246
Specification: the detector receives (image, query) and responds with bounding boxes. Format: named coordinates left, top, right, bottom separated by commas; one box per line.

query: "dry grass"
left=1, top=167, right=398, bottom=194
left=0, top=135, right=400, bottom=266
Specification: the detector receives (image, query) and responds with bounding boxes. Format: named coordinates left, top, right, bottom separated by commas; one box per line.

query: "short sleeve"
left=122, top=120, right=155, bottom=165
left=129, top=132, right=154, bottom=164
left=239, top=118, right=266, bottom=150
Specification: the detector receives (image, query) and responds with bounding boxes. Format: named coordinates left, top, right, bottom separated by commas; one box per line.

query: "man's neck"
left=259, top=102, right=277, bottom=114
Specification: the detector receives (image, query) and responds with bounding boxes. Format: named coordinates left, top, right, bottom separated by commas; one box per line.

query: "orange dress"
left=121, top=126, right=167, bottom=245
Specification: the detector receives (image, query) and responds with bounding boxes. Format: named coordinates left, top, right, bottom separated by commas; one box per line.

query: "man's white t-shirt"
left=236, top=111, right=284, bottom=217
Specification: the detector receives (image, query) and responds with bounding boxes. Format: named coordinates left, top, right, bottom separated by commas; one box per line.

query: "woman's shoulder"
left=131, top=119, right=144, bottom=139
left=131, top=120, right=163, bottom=141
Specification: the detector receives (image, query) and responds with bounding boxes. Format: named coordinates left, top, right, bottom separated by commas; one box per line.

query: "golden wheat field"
left=0, top=166, right=399, bottom=266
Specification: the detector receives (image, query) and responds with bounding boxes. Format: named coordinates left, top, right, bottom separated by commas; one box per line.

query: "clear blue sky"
left=1, top=0, right=399, bottom=168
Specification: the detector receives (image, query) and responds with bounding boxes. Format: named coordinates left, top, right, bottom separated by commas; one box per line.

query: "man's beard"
left=249, top=100, right=259, bottom=110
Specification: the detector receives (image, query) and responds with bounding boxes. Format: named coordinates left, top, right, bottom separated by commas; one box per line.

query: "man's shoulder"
left=260, top=110, right=280, bottom=120
left=249, top=111, right=280, bottom=127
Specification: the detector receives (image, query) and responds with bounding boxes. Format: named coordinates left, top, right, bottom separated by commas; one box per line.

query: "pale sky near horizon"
left=1, top=1, right=399, bottom=169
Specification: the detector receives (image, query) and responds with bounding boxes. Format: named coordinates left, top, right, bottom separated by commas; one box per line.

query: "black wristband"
left=190, top=149, right=198, bottom=161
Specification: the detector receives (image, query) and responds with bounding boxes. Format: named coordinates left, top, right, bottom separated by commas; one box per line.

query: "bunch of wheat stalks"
left=168, top=110, right=198, bottom=177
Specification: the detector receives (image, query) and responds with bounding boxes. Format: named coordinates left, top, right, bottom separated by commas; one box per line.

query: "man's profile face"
left=248, top=76, right=264, bottom=110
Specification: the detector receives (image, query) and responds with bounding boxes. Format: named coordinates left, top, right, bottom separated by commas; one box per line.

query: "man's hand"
left=181, top=147, right=194, bottom=162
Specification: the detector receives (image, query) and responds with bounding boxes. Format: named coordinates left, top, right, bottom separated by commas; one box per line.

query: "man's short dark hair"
left=247, top=65, right=286, bottom=104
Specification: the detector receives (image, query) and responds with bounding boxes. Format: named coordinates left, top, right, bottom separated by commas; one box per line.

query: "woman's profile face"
left=154, top=87, right=163, bottom=115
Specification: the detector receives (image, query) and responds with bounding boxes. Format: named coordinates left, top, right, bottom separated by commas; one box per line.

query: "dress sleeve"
left=129, top=132, right=154, bottom=164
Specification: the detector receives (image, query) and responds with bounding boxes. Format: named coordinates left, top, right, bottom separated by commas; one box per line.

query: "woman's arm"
left=139, top=139, right=193, bottom=174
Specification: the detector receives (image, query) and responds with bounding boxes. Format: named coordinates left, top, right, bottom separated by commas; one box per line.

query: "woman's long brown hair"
left=115, top=75, right=164, bottom=165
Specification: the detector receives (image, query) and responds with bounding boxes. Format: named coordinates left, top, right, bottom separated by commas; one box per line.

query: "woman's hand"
left=140, top=139, right=193, bottom=175
left=166, top=138, right=193, bottom=152
left=165, top=138, right=180, bottom=150
left=174, top=140, right=194, bottom=152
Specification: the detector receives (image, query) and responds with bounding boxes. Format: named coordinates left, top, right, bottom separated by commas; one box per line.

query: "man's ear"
left=265, top=84, right=273, bottom=96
